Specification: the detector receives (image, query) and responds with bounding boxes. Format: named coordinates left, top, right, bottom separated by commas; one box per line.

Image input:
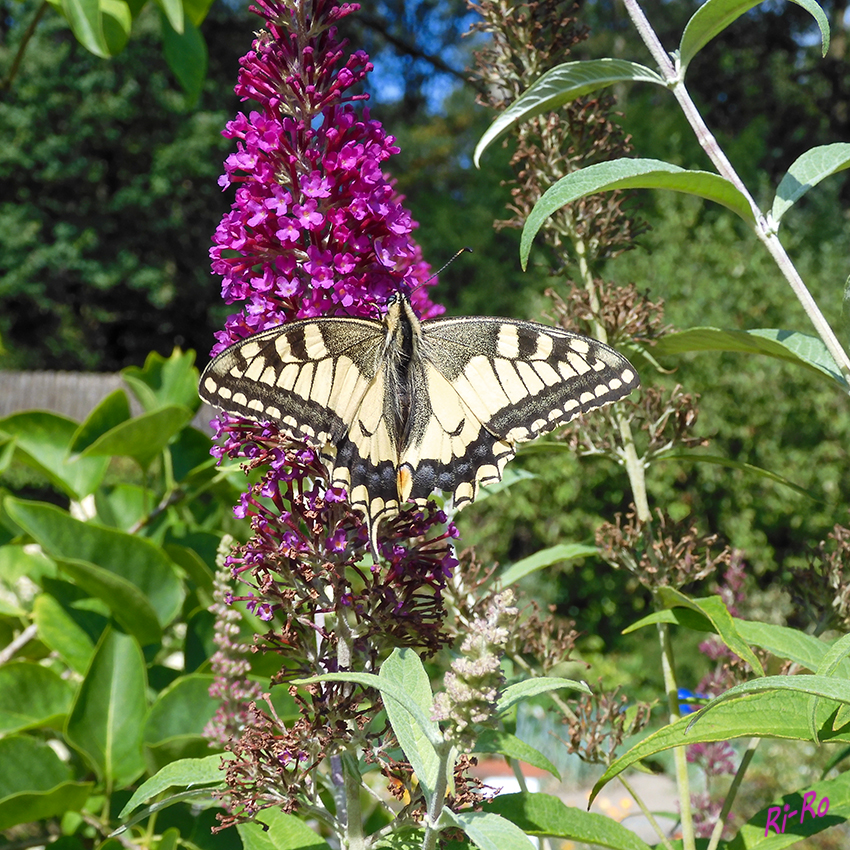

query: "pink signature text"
left=765, top=792, right=830, bottom=836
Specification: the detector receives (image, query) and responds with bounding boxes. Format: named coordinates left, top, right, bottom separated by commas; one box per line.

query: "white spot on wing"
left=496, top=325, right=520, bottom=358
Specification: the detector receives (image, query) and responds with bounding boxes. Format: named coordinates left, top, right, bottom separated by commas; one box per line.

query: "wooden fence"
left=0, top=371, right=215, bottom=432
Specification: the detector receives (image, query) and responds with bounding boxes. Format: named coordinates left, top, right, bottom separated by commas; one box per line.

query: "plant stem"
left=657, top=620, right=696, bottom=850
left=575, top=238, right=650, bottom=521
left=617, top=774, right=676, bottom=850
left=621, top=0, right=850, bottom=388
left=421, top=742, right=453, bottom=850
left=706, top=738, right=759, bottom=850
left=1, top=1, right=49, bottom=94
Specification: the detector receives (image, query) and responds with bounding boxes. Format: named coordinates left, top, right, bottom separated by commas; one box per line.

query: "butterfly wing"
left=407, top=315, right=639, bottom=505
left=199, top=316, right=387, bottom=455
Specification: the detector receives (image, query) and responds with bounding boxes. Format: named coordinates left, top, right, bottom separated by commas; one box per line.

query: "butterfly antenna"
left=410, top=247, right=472, bottom=297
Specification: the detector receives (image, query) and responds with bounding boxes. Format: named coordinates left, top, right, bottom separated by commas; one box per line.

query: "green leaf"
left=657, top=588, right=765, bottom=676
left=499, top=543, right=597, bottom=587
left=485, top=792, right=652, bottom=850
left=0, top=736, right=92, bottom=830
left=155, top=0, right=183, bottom=32
left=94, top=484, right=147, bottom=531
left=162, top=15, right=207, bottom=102
left=737, top=620, right=849, bottom=676
left=66, top=628, right=148, bottom=787
left=60, top=0, right=109, bottom=57
left=771, top=142, right=850, bottom=224
left=293, top=671, right=444, bottom=750
left=680, top=0, right=830, bottom=69
left=183, top=0, right=215, bottom=26
left=70, top=389, right=131, bottom=454
left=809, top=633, right=850, bottom=741
left=101, top=0, right=132, bottom=54
left=520, top=159, right=754, bottom=268
left=380, top=648, right=442, bottom=801
left=474, top=59, right=665, bottom=167
left=692, top=674, right=850, bottom=743
left=122, top=348, right=200, bottom=413
left=237, top=807, right=332, bottom=850
left=144, top=674, right=218, bottom=746
left=0, top=662, right=74, bottom=734
left=726, top=769, right=850, bottom=849
left=443, top=809, right=545, bottom=850
left=5, top=497, right=184, bottom=629
left=497, top=677, right=590, bottom=716
left=0, top=412, right=109, bottom=499
left=79, top=405, right=194, bottom=470
left=591, top=689, right=850, bottom=803
left=654, top=453, right=814, bottom=500
left=33, top=591, right=105, bottom=674
left=473, top=731, right=560, bottom=779
left=54, top=556, right=163, bottom=647
left=119, top=753, right=232, bottom=819
left=653, top=326, right=846, bottom=389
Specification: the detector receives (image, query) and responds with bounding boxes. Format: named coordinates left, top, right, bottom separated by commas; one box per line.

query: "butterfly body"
left=200, top=294, right=639, bottom=553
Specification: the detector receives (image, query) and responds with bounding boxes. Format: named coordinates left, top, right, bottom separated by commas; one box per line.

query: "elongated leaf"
left=33, top=590, right=104, bottom=673
left=655, top=453, right=813, bottom=499
left=809, top=633, right=850, bottom=741
left=726, top=769, right=850, bottom=849
left=70, top=389, right=131, bottom=454
left=293, top=671, right=444, bottom=750
left=689, top=675, right=850, bottom=745
left=474, top=59, right=664, bottom=166
left=0, top=412, right=109, bottom=499
left=144, top=674, right=218, bottom=745
left=771, top=142, right=850, bottom=223
left=101, top=0, right=132, bottom=54
left=0, top=737, right=92, bottom=829
left=0, top=662, right=73, bottom=734
left=61, top=0, right=109, bottom=57
left=497, top=677, right=589, bottom=716
left=66, top=628, right=148, bottom=787
left=183, top=0, right=215, bottom=26
left=499, top=543, right=597, bottom=586
left=485, top=792, right=652, bottom=850
left=628, top=610, right=846, bottom=676
left=443, top=809, right=539, bottom=850
left=520, top=159, right=754, bottom=267
left=381, top=649, right=441, bottom=801
left=591, top=690, right=850, bottom=803
left=54, top=557, right=162, bottom=647
left=680, top=0, right=830, bottom=68
left=654, top=326, right=846, bottom=388
left=162, top=15, right=207, bottom=102
left=119, top=753, right=232, bottom=819
left=79, top=405, right=194, bottom=470
left=5, top=498, right=183, bottom=629
left=122, top=349, right=200, bottom=412
left=658, top=589, right=765, bottom=676
left=155, top=0, right=183, bottom=32
left=473, top=731, right=560, bottom=779
left=238, top=806, right=332, bottom=850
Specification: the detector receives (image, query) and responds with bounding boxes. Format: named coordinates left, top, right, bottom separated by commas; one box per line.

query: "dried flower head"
left=790, top=518, right=850, bottom=634
left=596, top=508, right=733, bottom=590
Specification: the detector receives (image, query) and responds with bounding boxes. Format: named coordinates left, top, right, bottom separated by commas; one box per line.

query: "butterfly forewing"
left=199, top=317, right=385, bottom=446
left=420, top=316, right=639, bottom=442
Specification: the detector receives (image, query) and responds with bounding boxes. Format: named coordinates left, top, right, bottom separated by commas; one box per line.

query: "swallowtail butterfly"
left=200, top=294, right=639, bottom=553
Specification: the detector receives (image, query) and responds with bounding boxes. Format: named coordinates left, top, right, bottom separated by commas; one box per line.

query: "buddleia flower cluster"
left=205, top=0, right=458, bottom=821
